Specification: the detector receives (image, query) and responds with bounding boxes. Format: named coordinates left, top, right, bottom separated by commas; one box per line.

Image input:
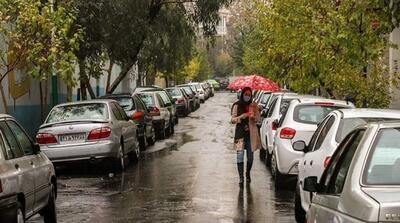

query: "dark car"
left=99, top=94, right=156, bottom=150
left=178, top=85, right=197, bottom=111
left=166, top=87, right=190, bottom=117
left=179, top=84, right=200, bottom=109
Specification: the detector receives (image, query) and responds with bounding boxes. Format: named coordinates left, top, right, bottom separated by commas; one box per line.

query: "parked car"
left=271, top=98, right=354, bottom=188
left=303, top=121, right=400, bottom=223
left=256, top=91, right=272, bottom=108
left=98, top=94, right=156, bottom=150
left=166, top=87, right=190, bottom=117
left=137, top=92, right=172, bottom=140
left=207, top=79, right=220, bottom=91
left=136, top=87, right=178, bottom=125
left=0, top=115, right=57, bottom=223
left=293, top=109, right=400, bottom=222
left=189, top=83, right=205, bottom=103
left=178, top=87, right=194, bottom=114
left=178, top=85, right=197, bottom=111
left=38, top=100, right=140, bottom=170
left=180, top=84, right=200, bottom=109
left=259, top=93, right=301, bottom=163
left=201, top=82, right=212, bottom=98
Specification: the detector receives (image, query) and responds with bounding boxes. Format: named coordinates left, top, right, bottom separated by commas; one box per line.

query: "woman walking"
left=231, top=87, right=261, bottom=185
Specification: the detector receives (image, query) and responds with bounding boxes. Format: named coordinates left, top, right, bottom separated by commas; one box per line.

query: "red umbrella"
left=228, top=75, right=280, bottom=92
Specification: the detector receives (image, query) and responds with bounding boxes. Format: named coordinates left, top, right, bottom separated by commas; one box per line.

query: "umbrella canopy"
left=228, top=75, right=280, bottom=92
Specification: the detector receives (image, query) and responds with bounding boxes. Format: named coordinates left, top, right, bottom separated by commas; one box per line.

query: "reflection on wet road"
left=30, top=92, right=295, bottom=223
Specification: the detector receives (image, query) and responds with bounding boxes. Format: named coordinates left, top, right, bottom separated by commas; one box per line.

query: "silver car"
left=0, top=115, right=56, bottom=223
left=38, top=100, right=139, bottom=170
left=271, top=98, right=354, bottom=189
left=294, top=109, right=400, bottom=222
left=304, top=121, right=400, bottom=223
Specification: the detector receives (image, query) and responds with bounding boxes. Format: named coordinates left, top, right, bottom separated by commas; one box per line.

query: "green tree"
left=0, top=0, right=81, bottom=113
left=235, top=0, right=400, bottom=107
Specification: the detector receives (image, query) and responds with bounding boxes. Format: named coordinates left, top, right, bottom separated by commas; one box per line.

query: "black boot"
left=246, top=161, right=253, bottom=183
left=237, top=162, right=244, bottom=186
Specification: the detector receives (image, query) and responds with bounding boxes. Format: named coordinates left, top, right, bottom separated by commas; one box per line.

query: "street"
left=30, top=92, right=294, bottom=223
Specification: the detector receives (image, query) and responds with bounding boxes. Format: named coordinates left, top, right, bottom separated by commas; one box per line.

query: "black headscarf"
left=232, top=87, right=253, bottom=140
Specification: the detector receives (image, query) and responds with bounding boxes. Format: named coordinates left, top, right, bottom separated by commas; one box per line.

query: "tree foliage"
left=234, top=0, right=400, bottom=108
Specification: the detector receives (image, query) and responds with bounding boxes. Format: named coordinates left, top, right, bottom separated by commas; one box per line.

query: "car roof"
left=54, top=99, right=114, bottom=108
left=361, top=121, right=400, bottom=129
left=99, top=94, right=131, bottom=98
left=295, top=97, right=352, bottom=106
left=336, top=109, right=400, bottom=119
left=0, top=114, right=14, bottom=120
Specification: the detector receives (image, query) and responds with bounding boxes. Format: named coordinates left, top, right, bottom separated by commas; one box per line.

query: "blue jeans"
left=237, top=134, right=253, bottom=163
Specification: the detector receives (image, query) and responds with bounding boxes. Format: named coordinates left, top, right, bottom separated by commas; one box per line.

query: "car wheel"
left=41, top=184, right=57, bottom=223
left=265, top=150, right=272, bottom=168
left=295, top=186, right=306, bottom=223
left=147, top=127, right=156, bottom=146
left=259, top=148, right=266, bottom=160
left=116, top=142, right=129, bottom=171
left=138, top=136, right=146, bottom=151
left=271, top=153, right=284, bottom=189
left=16, top=202, right=24, bottom=223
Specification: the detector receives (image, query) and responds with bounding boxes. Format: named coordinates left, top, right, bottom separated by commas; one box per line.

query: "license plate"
left=59, top=133, right=86, bottom=142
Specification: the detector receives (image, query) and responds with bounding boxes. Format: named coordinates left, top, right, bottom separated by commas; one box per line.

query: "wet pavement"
left=29, top=92, right=295, bottom=223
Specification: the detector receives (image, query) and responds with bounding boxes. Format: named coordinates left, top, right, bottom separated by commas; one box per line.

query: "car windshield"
left=139, top=94, right=155, bottom=106
left=183, top=87, right=193, bottom=95
left=113, top=97, right=135, bottom=111
left=166, top=88, right=181, bottom=97
left=46, top=103, right=108, bottom=123
left=294, top=104, right=344, bottom=125
left=364, top=128, right=400, bottom=185
left=336, top=118, right=396, bottom=143
left=158, top=92, right=171, bottom=105
left=261, top=93, right=271, bottom=104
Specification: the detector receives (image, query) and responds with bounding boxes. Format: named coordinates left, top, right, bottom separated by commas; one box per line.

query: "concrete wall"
left=0, top=62, right=138, bottom=138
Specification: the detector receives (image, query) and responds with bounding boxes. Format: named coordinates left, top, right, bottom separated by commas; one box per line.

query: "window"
left=267, top=98, right=278, bottom=118
left=139, top=93, right=155, bottom=107
left=363, top=128, right=400, bottom=185
left=0, top=122, right=24, bottom=159
left=320, top=130, right=364, bottom=194
left=166, top=88, right=181, bottom=97
left=308, top=116, right=331, bottom=151
left=116, top=104, right=128, bottom=120
left=261, top=93, right=272, bottom=104
left=111, top=103, right=124, bottom=121
left=47, top=103, right=108, bottom=123
left=114, top=97, right=135, bottom=111
left=156, top=94, right=166, bottom=107
left=293, top=105, right=343, bottom=125
left=313, top=116, right=336, bottom=152
left=7, top=121, right=34, bottom=155
left=158, top=92, right=171, bottom=106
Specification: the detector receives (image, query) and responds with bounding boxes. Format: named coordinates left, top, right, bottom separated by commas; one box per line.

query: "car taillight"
left=87, top=127, right=111, bottom=140
left=149, top=107, right=161, bottom=116
left=280, top=127, right=296, bottom=139
left=324, top=156, right=331, bottom=168
left=177, top=98, right=185, bottom=104
left=36, top=133, right=58, bottom=145
left=131, top=111, right=144, bottom=121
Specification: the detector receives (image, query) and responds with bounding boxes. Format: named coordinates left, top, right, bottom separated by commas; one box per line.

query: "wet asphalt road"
left=30, top=92, right=295, bottom=223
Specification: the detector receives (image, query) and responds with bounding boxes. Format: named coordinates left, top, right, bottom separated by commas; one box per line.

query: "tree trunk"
left=106, top=60, right=114, bottom=93
left=39, top=82, right=44, bottom=122
left=164, top=76, right=169, bottom=88
left=0, top=79, right=8, bottom=114
left=79, top=59, right=87, bottom=100
left=86, top=79, right=96, bottom=99
left=67, top=85, right=72, bottom=102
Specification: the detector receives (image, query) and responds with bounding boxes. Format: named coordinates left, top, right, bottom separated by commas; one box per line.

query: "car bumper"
left=274, top=138, right=303, bottom=175
left=175, top=105, right=186, bottom=116
left=41, top=140, right=120, bottom=163
left=0, top=195, right=18, bottom=223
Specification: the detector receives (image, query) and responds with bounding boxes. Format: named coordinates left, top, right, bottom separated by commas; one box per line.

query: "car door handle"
left=310, top=160, right=313, bottom=166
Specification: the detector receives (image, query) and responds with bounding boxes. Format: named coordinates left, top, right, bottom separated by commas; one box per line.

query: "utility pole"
left=50, top=0, right=58, bottom=107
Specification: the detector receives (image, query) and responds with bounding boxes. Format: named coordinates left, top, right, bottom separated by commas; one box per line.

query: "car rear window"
left=46, top=103, right=108, bottom=123
left=166, top=88, right=181, bottom=97
left=293, top=105, right=343, bottom=125
left=336, top=118, right=397, bottom=143
left=139, top=94, right=155, bottom=106
left=363, top=128, right=400, bottom=185
left=112, top=97, right=135, bottom=111
left=261, top=93, right=271, bottom=104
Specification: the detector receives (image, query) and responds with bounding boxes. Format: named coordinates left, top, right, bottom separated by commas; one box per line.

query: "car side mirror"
left=303, top=176, right=320, bottom=192
left=33, top=143, right=41, bottom=154
left=293, top=140, right=307, bottom=152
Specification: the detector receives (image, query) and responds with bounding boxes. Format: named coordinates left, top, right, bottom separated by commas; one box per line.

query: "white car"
left=259, top=93, right=302, bottom=163
left=271, top=98, right=354, bottom=189
left=189, top=83, right=205, bottom=103
left=293, top=109, right=400, bottom=222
